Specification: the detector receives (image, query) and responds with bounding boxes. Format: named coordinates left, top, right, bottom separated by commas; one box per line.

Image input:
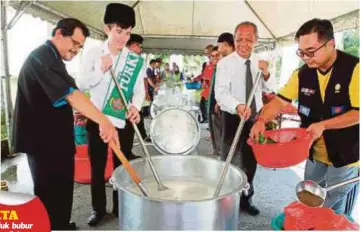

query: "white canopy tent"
left=7, top=0, right=360, bottom=54
left=1, top=0, right=359, bottom=151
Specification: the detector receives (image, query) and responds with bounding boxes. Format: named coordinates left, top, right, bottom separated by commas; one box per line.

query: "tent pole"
left=6, top=1, right=32, bottom=30
left=132, top=1, right=140, bottom=8
left=244, top=0, right=277, bottom=40
left=1, top=0, right=14, bottom=153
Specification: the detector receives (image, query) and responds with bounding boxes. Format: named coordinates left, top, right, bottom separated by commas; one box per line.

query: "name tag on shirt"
left=301, top=88, right=315, bottom=96
left=299, top=105, right=310, bottom=116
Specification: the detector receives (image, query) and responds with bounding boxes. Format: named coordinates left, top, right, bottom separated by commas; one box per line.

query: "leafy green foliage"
left=343, top=29, right=359, bottom=57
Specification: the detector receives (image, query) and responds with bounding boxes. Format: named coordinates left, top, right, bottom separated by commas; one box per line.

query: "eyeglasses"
left=296, top=40, right=329, bottom=58
left=69, top=36, right=83, bottom=50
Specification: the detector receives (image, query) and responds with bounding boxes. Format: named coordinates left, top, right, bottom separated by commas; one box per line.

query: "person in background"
left=146, top=59, right=158, bottom=101
left=194, top=46, right=220, bottom=123
left=172, top=62, right=177, bottom=71
left=208, top=32, right=235, bottom=157
left=126, top=33, right=151, bottom=142
left=12, top=18, right=119, bottom=230
left=203, top=44, right=214, bottom=72
left=154, top=58, right=162, bottom=83
left=173, top=64, right=184, bottom=82
left=77, top=3, right=145, bottom=226
left=215, top=21, right=273, bottom=216
left=250, top=18, right=359, bottom=216
left=161, top=62, right=173, bottom=82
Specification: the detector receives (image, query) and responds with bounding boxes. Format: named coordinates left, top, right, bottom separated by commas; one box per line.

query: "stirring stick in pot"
left=109, top=141, right=149, bottom=196
left=108, top=68, right=169, bottom=191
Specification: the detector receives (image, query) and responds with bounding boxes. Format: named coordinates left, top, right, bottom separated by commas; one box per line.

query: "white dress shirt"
left=214, top=51, right=273, bottom=115
left=76, top=40, right=145, bottom=129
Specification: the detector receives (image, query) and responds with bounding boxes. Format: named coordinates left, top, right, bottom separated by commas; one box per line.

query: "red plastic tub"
left=247, top=128, right=312, bottom=168
left=74, top=145, right=113, bottom=184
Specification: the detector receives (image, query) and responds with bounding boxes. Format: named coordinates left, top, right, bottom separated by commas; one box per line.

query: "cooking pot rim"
left=111, top=155, right=248, bottom=203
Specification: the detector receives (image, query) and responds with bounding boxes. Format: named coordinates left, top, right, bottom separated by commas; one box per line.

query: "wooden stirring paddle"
left=109, top=141, right=149, bottom=196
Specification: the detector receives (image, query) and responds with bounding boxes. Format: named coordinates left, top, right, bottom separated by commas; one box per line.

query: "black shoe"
left=128, top=154, right=141, bottom=160
left=87, top=211, right=105, bottom=226
left=240, top=202, right=260, bottom=216
left=200, top=119, right=209, bottom=123
left=144, top=137, right=152, bottom=142
left=67, top=221, right=77, bottom=230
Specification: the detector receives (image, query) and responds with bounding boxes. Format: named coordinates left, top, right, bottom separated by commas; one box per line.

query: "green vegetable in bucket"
left=256, top=133, right=277, bottom=144
left=259, top=133, right=266, bottom=144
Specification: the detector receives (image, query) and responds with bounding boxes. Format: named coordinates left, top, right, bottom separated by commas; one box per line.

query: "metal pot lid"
left=150, top=94, right=185, bottom=118
left=150, top=107, right=201, bottom=155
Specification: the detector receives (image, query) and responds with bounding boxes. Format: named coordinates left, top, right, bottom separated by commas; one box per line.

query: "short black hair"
left=205, top=44, right=214, bottom=50
left=52, top=18, right=90, bottom=38
left=217, top=32, right=234, bottom=48
left=127, top=34, right=144, bottom=47
left=212, top=46, right=219, bottom=52
left=295, top=18, right=334, bottom=42
left=234, top=21, right=258, bottom=39
left=155, top=58, right=162, bottom=63
left=150, top=59, right=156, bottom=65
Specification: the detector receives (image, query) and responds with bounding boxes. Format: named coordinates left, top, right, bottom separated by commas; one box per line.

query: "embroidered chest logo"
left=301, top=87, right=315, bottom=96
left=335, top=83, right=341, bottom=93
left=110, top=98, right=125, bottom=110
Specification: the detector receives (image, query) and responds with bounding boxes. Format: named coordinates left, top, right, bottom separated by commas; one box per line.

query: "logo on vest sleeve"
left=301, top=87, right=315, bottom=96
left=335, top=83, right=341, bottom=93
left=331, top=105, right=345, bottom=115
left=299, top=105, right=310, bottom=116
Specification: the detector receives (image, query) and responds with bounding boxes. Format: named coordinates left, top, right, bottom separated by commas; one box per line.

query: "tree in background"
left=183, top=55, right=204, bottom=78
left=343, top=29, right=359, bottom=57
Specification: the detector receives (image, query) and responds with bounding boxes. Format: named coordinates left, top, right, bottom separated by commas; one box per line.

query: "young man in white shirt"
left=77, top=3, right=145, bottom=226
left=215, top=22, right=272, bottom=216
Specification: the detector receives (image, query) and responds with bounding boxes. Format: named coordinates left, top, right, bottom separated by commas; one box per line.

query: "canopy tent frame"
left=244, top=0, right=277, bottom=40
left=1, top=0, right=16, bottom=153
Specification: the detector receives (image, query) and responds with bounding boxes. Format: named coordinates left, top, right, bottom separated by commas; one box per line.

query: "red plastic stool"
left=74, top=145, right=113, bottom=184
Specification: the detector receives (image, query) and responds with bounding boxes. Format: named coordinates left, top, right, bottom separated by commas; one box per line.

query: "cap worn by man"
left=104, top=3, right=136, bottom=27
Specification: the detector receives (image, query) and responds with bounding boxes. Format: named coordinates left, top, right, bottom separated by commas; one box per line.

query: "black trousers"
left=220, top=111, right=257, bottom=202
left=27, top=152, right=74, bottom=230
left=147, top=88, right=154, bottom=102
left=137, top=111, right=148, bottom=140
left=199, top=97, right=208, bottom=121
left=142, top=105, right=150, bottom=118
left=86, top=119, right=136, bottom=214
left=127, top=111, right=148, bottom=156
left=209, top=111, right=222, bottom=157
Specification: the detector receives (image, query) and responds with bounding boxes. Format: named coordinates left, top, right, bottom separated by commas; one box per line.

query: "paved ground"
left=1, top=118, right=358, bottom=230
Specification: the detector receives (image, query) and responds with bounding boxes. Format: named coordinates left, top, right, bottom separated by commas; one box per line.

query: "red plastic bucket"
left=74, top=145, right=113, bottom=184
left=247, top=128, right=312, bottom=168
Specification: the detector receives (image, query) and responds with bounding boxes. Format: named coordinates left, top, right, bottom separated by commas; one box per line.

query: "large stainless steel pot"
left=111, top=155, right=248, bottom=230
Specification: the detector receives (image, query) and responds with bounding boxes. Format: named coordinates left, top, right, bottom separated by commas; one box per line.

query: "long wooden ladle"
left=109, top=141, right=149, bottom=196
